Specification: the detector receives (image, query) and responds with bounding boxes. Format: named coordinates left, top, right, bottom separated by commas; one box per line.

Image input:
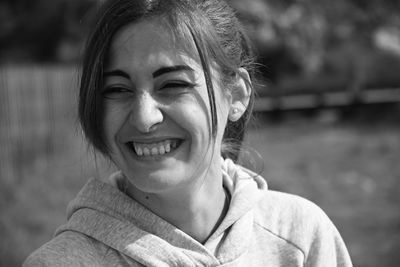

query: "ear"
left=228, top=68, right=252, bottom=122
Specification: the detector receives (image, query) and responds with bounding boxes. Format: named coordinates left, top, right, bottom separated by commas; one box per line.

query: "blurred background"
left=0, top=0, right=400, bottom=266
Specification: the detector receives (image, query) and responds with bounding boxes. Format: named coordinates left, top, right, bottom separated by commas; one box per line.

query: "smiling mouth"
left=126, top=139, right=183, bottom=157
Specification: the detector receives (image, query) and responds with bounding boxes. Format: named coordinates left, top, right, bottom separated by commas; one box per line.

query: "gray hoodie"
left=24, top=159, right=352, bottom=266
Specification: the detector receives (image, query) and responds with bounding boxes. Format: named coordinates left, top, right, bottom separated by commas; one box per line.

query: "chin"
left=123, top=167, right=192, bottom=194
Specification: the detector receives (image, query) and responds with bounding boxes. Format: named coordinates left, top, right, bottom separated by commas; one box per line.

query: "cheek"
left=103, top=104, right=128, bottom=143
left=170, top=97, right=211, bottom=144
left=175, top=102, right=209, bottom=133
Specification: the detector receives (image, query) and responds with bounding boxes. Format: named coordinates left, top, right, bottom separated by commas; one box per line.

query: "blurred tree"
left=0, top=0, right=399, bottom=71
left=0, top=0, right=95, bottom=63
left=230, top=0, right=400, bottom=91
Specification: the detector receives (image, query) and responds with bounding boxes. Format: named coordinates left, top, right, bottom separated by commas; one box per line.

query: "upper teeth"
left=132, top=140, right=178, bottom=157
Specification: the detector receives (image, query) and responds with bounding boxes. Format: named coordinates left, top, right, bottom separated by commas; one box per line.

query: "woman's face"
left=102, top=19, right=232, bottom=194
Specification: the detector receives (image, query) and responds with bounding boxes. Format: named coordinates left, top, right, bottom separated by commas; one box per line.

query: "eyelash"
left=160, top=81, right=195, bottom=90
left=101, top=81, right=195, bottom=99
left=101, top=87, right=132, bottom=99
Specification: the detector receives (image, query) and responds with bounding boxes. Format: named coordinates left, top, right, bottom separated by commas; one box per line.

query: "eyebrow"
left=103, top=65, right=194, bottom=80
left=152, top=65, right=194, bottom=78
left=103, top=69, right=130, bottom=79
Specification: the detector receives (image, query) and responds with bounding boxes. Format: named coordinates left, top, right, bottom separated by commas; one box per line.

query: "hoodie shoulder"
left=23, top=231, right=105, bottom=267
left=254, top=190, right=330, bottom=233
left=253, top=190, right=352, bottom=266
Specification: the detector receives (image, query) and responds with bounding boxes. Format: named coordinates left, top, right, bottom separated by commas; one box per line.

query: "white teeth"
left=143, top=147, right=150, bottom=156
left=136, top=147, right=143, bottom=156
left=151, top=147, right=158, bottom=155
left=165, top=142, right=171, bottom=153
left=159, top=145, right=165, bottom=155
left=132, top=140, right=180, bottom=157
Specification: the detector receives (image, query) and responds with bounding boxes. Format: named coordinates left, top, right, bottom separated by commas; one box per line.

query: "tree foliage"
left=0, top=0, right=399, bottom=68
left=229, top=0, right=400, bottom=83
left=0, top=0, right=95, bottom=63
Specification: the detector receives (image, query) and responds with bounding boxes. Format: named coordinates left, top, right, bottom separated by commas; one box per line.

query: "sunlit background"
left=1, top=0, right=400, bottom=266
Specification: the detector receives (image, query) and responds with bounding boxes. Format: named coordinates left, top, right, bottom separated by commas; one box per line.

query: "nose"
left=129, top=92, right=163, bottom=133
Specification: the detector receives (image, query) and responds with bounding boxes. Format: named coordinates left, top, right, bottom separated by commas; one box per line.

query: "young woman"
left=24, top=0, right=352, bottom=266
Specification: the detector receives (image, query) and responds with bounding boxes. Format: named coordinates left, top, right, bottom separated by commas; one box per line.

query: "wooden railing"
left=254, top=76, right=400, bottom=112
left=0, top=65, right=80, bottom=183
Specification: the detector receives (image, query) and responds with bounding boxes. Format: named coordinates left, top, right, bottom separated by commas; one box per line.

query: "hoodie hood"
left=56, top=158, right=268, bottom=266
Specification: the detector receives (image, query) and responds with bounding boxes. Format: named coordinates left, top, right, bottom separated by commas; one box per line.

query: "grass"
left=1, top=110, right=400, bottom=267
left=245, top=112, right=400, bottom=267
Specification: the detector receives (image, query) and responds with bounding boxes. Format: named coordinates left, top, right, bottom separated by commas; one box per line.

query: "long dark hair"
left=78, top=0, right=255, bottom=162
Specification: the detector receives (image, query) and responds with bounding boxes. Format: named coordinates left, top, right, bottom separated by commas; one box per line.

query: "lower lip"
left=125, top=141, right=185, bottom=161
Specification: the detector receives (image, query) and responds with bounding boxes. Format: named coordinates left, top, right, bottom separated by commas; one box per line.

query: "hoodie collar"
left=58, top=178, right=218, bottom=266
left=57, top=158, right=267, bottom=266
left=204, top=158, right=268, bottom=262
left=212, top=158, right=267, bottom=235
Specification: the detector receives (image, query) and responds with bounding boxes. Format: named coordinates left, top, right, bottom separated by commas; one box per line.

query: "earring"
left=229, top=108, right=240, bottom=122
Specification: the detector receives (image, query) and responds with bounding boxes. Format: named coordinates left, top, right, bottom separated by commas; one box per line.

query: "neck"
left=124, top=163, right=229, bottom=244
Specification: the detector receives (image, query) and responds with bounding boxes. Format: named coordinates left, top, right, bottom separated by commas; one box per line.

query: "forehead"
left=108, top=19, right=198, bottom=68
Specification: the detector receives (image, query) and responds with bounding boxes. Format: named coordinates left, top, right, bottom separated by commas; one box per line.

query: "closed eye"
left=101, top=86, right=133, bottom=99
left=160, top=81, right=196, bottom=90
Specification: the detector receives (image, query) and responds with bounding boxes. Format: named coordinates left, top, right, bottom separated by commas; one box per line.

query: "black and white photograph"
left=0, top=0, right=399, bottom=266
